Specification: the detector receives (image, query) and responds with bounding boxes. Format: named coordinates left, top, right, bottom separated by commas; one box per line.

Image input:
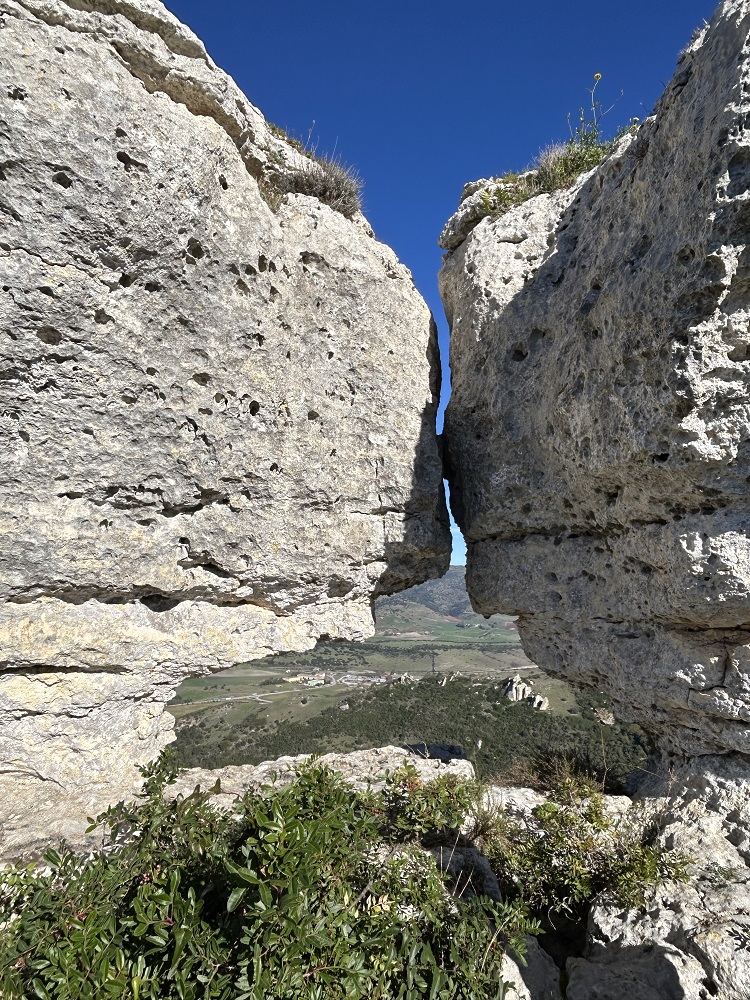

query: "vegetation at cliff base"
left=0, top=753, right=536, bottom=1000
left=0, top=752, right=692, bottom=1000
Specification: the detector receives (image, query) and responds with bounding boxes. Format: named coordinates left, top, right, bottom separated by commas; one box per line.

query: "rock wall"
left=441, top=0, right=750, bottom=758
left=567, top=754, right=750, bottom=1000
left=0, top=0, right=449, bottom=850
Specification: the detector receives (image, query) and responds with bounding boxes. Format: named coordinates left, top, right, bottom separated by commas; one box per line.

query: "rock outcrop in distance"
left=0, top=0, right=450, bottom=854
left=441, top=0, right=750, bottom=761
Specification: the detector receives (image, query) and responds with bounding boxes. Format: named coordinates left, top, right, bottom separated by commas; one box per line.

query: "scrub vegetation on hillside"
left=0, top=754, right=537, bottom=1000
left=174, top=674, right=650, bottom=793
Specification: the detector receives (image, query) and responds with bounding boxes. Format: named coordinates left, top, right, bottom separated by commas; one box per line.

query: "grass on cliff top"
left=264, top=122, right=362, bottom=219
left=481, top=76, right=639, bottom=219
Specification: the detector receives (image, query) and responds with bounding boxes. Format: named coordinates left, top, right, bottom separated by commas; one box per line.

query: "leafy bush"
left=277, top=156, right=362, bottom=219
left=379, top=764, right=478, bottom=839
left=0, top=753, right=537, bottom=1000
left=486, top=773, right=691, bottom=918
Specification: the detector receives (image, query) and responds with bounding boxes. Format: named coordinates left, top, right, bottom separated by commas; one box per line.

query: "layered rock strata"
left=0, top=0, right=449, bottom=847
left=441, top=0, right=750, bottom=757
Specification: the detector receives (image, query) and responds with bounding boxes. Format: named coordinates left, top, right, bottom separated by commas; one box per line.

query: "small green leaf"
left=227, top=886, right=247, bottom=912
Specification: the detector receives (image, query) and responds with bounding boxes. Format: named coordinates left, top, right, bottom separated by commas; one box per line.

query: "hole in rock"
left=52, top=171, right=73, bottom=188
left=186, top=237, right=205, bottom=260
left=116, top=150, right=148, bottom=172
left=140, top=595, right=182, bottom=613
left=35, top=327, right=62, bottom=345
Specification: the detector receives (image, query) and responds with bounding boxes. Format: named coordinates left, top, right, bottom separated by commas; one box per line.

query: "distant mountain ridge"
left=375, top=567, right=516, bottom=631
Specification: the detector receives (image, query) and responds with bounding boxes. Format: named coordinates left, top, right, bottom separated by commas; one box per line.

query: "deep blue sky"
left=166, top=0, right=717, bottom=564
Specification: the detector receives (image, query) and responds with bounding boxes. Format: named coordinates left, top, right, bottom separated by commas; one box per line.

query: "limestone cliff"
left=441, top=0, right=750, bottom=759
left=0, top=0, right=449, bottom=849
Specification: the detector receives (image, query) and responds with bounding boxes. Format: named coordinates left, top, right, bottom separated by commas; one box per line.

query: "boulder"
left=501, top=937, right=563, bottom=1000
left=503, top=673, right=534, bottom=701
left=441, top=0, right=750, bottom=757
left=0, top=0, right=449, bottom=854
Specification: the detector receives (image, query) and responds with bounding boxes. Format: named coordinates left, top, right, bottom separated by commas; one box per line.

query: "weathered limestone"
left=441, top=0, right=750, bottom=757
left=568, top=755, right=750, bottom=1000
left=0, top=0, right=449, bottom=848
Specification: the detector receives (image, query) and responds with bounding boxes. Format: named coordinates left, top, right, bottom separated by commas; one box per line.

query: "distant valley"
left=170, top=569, right=648, bottom=789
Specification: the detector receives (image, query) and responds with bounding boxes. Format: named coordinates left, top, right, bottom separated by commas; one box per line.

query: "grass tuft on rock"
left=277, top=156, right=363, bottom=219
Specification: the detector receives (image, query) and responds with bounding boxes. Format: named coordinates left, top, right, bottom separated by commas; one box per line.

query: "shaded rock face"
left=441, top=0, right=750, bottom=757
left=0, top=0, right=449, bottom=840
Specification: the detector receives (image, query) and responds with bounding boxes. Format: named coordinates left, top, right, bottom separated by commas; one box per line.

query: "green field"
left=169, top=570, right=649, bottom=790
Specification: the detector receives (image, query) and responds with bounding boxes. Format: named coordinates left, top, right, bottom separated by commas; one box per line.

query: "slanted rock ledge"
left=0, top=0, right=450, bottom=848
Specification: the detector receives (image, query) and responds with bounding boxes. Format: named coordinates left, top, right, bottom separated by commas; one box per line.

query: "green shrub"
left=379, top=764, right=479, bottom=839
left=486, top=773, right=691, bottom=917
left=0, top=752, right=536, bottom=1000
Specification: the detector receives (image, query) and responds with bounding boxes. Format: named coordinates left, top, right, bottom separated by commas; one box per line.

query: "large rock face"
left=0, top=0, right=449, bottom=850
left=442, top=0, right=750, bottom=757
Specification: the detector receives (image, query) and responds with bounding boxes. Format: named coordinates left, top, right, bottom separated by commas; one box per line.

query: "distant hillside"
left=375, top=566, right=517, bottom=634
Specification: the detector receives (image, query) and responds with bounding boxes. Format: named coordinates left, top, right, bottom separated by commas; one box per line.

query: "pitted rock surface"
left=0, top=0, right=449, bottom=850
left=441, top=0, right=750, bottom=756
left=567, top=754, right=750, bottom=1000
